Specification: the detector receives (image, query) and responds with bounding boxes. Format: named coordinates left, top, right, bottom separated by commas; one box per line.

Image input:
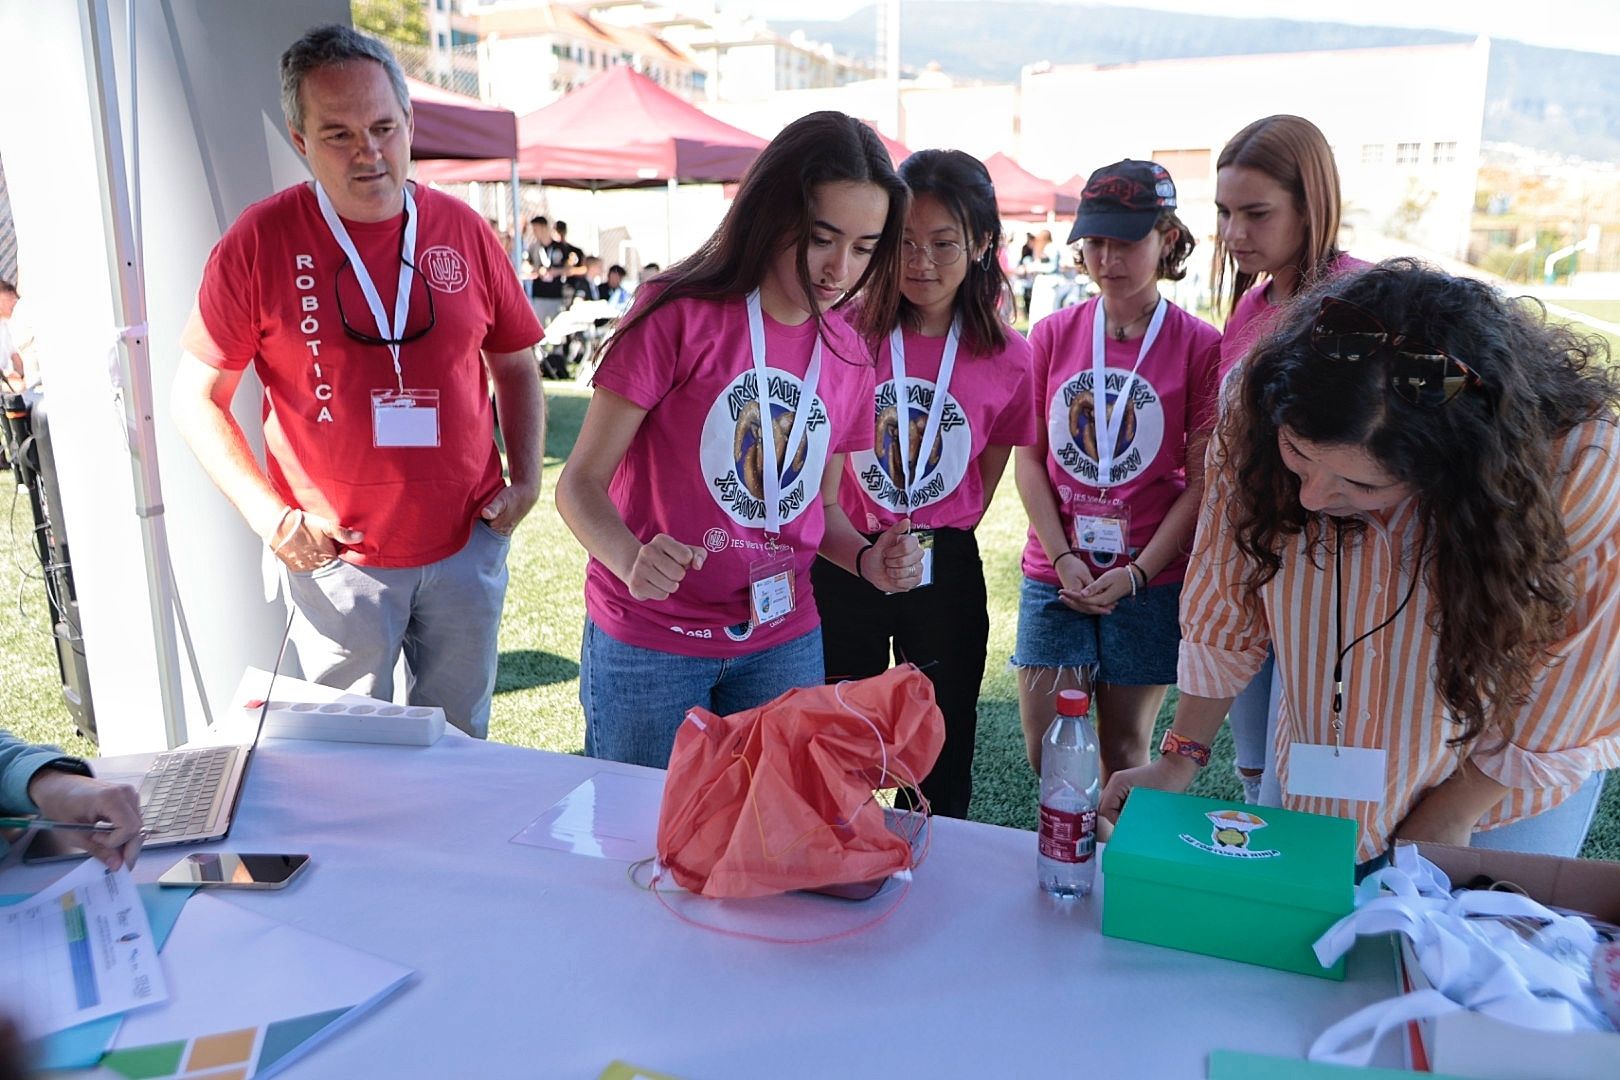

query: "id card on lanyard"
left=1069, top=297, right=1167, bottom=557
left=315, top=182, right=439, bottom=449
left=887, top=320, right=960, bottom=588
left=745, top=291, right=823, bottom=627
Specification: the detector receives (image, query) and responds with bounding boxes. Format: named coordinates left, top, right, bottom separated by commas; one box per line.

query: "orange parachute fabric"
left=655, top=665, right=945, bottom=899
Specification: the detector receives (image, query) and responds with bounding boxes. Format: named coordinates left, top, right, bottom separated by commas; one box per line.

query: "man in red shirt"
left=171, top=26, right=544, bottom=737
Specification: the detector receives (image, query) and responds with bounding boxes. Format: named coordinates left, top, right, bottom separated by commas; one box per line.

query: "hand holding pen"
left=19, top=769, right=143, bottom=870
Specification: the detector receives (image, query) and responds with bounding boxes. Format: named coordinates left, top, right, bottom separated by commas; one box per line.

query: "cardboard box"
left=1101, top=789, right=1357, bottom=978
left=1392, top=841, right=1620, bottom=1080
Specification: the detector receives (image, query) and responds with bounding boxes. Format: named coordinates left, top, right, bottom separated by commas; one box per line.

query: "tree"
left=351, top=0, right=428, bottom=48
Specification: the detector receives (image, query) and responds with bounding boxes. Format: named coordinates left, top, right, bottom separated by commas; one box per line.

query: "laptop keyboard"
left=139, top=745, right=235, bottom=841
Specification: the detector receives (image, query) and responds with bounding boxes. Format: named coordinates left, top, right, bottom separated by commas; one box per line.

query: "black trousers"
left=811, top=527, right=989, bottom=819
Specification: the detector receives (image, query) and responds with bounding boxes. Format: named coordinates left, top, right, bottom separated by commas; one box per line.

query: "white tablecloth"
left=6, top=736, right=1400, bottom=1077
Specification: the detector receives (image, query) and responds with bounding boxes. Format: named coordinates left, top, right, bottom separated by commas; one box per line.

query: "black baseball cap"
left=1066, top=160, right=1177, bottom=244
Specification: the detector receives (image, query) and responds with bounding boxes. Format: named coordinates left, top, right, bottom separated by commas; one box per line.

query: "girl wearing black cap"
left=1012, top=159, right=1221, bottom=782
left=814, top=149, right=1038, bottom=818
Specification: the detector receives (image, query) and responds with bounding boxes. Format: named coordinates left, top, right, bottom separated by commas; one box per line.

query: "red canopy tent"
left=416, top=66, right=765, bottom=187
left=861, top=120, right=911, bottom=168
left=407, top=78, right=518, bottom=161
left=984, top=152, right=1079, bottom=220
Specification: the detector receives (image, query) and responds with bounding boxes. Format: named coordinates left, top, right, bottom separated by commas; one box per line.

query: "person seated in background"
left=0, top=730, right=142, bottom=869
left=602, top=264, right=632, bottom=310
left=0, top=281, right=25, bottom=393
left=576, top=256, right=607, bottom=302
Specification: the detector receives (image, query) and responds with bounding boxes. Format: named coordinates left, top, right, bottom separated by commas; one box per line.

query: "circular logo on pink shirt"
left=850, top=376, right=970, bottom=514
left=419, top=245, right=470, bottom=293
left=703, top=528, right=730, bottom=553
left=1048, top=367, right=1165, bottom=488
left=700, top=366, right=831, bottom=530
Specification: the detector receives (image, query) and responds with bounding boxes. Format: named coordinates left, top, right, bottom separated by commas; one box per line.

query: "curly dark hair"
left=1219, top=258, right=1620, bottom=746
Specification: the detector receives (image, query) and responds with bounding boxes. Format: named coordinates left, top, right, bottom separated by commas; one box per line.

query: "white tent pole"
left=510, top=161, right=523, bottom=271
left=80, top=0, right=187, bottom=747
left=666, top=177, right=677, bottom=265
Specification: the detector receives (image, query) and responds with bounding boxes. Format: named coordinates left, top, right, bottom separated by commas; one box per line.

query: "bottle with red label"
left=1037, top=688, right=1100, bottom=898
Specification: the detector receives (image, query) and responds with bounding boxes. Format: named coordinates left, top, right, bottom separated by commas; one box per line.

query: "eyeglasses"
left=334, top=257, right=438, bottom=347
left=1310, top=296, right=1481, bottom=408
left=901, top=239, right=966, bottom=267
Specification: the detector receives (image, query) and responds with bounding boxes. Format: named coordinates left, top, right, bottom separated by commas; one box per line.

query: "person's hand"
left=627, top=534, right=707, bottom=601
left=860, top=518, right=922, bottom=592
left=1053, top=551, right=1094, bottom=609
left=27, top=769, right=143, bottom=871
left=266, top=508, right=362, bottom=573
left=479, top=481, right=539, bottom=536
left=1069, top=565, right=1134, bottom=615
left=1098, top=753, right=1200, bottom=830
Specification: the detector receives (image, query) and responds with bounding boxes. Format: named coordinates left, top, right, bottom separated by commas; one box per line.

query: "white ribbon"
left=1307, top=851, right=1613, bottom=1067
left=888, top=320, right=959, bottom=511
left=745, top=290, right=823, bottom=538
left=1088, top=295, right=1166, bottom=489
left=314, top=182, right=417, bottom=393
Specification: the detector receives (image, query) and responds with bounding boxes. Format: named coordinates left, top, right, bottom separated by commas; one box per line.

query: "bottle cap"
left=1056, top=689, right=1091, bottom=716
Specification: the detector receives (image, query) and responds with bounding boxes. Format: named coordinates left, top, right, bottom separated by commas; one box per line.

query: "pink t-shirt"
left=1219, top=253, right=1371, bottom=379
left=838, top=324, right=1038, bottom=532
left=586, top=295, right=875, bottom=657
left=1020, top=297, right=1221, bottom=587
left=183, top=183, right=541, bottom=568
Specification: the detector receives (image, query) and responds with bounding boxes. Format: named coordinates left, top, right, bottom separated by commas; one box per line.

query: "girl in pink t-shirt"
left=554, top=112, right=924, bottom=769
left=1213, top=114, right=1369, bottom=804
left=812, top=149, right=1039, bottom=819
left=1014, top=159, right=1221, bottom=782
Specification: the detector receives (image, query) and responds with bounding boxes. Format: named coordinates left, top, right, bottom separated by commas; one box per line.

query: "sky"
left=732, top=0, right=1620, bottom=57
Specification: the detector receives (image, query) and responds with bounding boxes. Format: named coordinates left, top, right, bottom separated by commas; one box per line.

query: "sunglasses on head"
left=1309, top=295, right=1482, bottom=408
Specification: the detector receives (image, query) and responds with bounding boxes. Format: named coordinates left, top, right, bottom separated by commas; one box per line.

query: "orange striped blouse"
left=1179, top=416, right=1620, bottom=861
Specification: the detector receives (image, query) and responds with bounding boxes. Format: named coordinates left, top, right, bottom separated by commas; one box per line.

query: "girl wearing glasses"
left=555, top=112, right=922, bottom=769
left=1101, top=260, right=1620, bottom=864
left=812, top=149, right=1038, bottom=819
left=1213, top=114, right=1370, bottom=806
left=1013, top=160, right=1222, bottom=781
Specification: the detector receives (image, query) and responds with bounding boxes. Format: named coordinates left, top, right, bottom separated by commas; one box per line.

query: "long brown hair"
left=1213, top=115, right=1343, bottom=316
left=1220, top=259, right=1619, bottom=746
left=603, top=111, right=907, bottom=365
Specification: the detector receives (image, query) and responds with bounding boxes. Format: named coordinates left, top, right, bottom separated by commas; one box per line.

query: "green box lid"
left=1103, top=789, right=1356, bottom=915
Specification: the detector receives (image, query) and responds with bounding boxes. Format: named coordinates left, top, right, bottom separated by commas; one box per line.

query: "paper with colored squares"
left=96, top=893, right=411, bottom=1079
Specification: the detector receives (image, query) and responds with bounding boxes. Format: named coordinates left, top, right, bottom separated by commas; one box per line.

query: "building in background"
left=426, top=0, right=702, bottom=114
left=1018, top=40, right=1492, bottom=261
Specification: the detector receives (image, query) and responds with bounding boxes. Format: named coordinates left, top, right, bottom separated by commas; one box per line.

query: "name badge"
left=372, top=388, right=441, bottom=448
left=914, top=528, right=935, bottom=588
left=748, top=547, right=796, bottom=627
left=1286, top=744, right=1387, bottom=802
left=1069, top=495, right=1131, bottom=556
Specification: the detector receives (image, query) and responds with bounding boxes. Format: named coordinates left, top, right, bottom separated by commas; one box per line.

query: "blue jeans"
left=1469, top=771, right=1607, bottom=858
left=579, top=619, right=825, bottom=769
left=1229, top=651, right=1277, bottom=803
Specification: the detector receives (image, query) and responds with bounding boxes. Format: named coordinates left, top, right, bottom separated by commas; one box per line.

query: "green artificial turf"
left=2, top=382, right=1614, bottom=860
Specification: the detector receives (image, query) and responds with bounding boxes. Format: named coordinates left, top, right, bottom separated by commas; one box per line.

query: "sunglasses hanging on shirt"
left=1310, top=295, right=1482, bottom=409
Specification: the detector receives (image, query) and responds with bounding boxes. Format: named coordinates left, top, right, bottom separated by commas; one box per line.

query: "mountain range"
left=777, top=3, right=1620, bottom=163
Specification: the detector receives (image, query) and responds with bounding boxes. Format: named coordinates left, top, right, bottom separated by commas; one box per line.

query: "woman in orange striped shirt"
left=1100, top=260, right=1620, bottom=862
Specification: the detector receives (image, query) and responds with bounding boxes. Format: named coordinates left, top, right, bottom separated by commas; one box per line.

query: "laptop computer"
left=24, top=618, right=290, bottom=863
left=23, top=709, right=268, bottom=863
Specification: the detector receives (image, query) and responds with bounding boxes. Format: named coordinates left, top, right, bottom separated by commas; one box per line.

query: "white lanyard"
left=1089, top=295, right=1167, bottom=488
left=745, top=290, right=823, bottom=538
left=315, top=181, right=418, bottom=393
left=888, top=319, right=959, bottom=510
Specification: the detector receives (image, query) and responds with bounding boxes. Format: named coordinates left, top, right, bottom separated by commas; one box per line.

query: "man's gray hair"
left=280, top=24, right=410, bottom=133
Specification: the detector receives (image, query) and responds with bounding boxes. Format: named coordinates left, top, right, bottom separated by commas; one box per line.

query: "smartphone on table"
left=157, top=852, right=310, bottom=890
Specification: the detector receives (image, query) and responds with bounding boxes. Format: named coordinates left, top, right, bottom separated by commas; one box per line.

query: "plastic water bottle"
left=1037, top=688, right=1100, bottom=898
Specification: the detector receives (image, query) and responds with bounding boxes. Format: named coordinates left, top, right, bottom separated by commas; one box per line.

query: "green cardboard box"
left=1101, top=789, right=1357, bottom=979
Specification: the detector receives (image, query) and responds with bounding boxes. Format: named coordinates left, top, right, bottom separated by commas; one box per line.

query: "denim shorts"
left=579, top=619, right=824, bottom=769
left=1012, top=575, right=1181, bottom=686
